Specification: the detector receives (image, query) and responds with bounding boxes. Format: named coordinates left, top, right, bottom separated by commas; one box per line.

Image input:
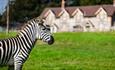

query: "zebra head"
left=35, top=18, right=54, bottom=45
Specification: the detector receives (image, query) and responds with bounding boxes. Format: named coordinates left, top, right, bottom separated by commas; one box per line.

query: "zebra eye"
left=42, top=29, right=45, bottom=30
left=42, top=27, right=46, bottom=30
left=47, top=28, right=50, bottom=31
left=46, top=25, right=50, bottom=27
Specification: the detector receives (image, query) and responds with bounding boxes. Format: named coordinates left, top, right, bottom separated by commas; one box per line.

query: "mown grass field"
left=0, top=32, right=115, bottom=70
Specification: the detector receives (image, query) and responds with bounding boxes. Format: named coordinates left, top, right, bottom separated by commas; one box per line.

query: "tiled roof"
left=51, top=8, right=62, bottom=17
left=102, top=5, right=115, bottom=16
left=79, top=5, right=100, bottom=17
left=40, top=5, right=115, bottom=18
left=65, top=7, right=77, bottom=16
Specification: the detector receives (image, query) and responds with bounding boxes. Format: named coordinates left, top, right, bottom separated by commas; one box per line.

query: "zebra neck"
left=19, top=27, right=37, bottom=40
left=18, top=21, right=38, bottom=47
left=18, top=33, right=37, bottom=49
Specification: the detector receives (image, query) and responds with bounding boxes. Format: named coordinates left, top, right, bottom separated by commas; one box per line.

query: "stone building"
left=40, top=0, right=115, bottom=33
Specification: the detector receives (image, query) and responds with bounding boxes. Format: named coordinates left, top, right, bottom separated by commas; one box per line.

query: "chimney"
left=113, top=0, right=115, bottom=6
left=61, top=0, right=65, bottom=9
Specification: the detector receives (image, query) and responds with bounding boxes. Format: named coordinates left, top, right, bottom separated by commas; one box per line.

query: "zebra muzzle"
left=48, top=36, right=54, bottom=45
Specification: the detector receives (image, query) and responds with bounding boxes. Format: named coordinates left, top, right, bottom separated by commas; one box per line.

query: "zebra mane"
left=17, top=17, right=44, bottom=37
left=19, top=18, right=38, bottom=30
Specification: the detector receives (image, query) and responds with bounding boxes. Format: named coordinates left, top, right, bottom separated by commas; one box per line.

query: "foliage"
left=0, top=32, right=115, bottom=70
left=78, top=0, right=112, bottom=6
left=10, top=0, right=61, bottom=22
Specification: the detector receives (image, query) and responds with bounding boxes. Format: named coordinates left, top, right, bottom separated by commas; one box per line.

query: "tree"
left=10, top=0, right=62, bottom=22
left=12, top=0, right=39, bottom=22
left=0, top=14, right=2, bottom=23
left=76, top=0, right=112, bottom=6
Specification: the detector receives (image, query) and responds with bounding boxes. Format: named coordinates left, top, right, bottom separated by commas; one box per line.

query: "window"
left=75, top=13, right=83, bottom=23
left=100, top=13, right=107, bottom=20
left=73, top=25, right=83, bottom=32
left=97, top=9, right=107, bottom=21
left=62, top=13, right=69, bottom=21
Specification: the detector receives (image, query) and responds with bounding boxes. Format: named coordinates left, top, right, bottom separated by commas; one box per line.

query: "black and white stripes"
left=0, top=18, right=54, bottom=70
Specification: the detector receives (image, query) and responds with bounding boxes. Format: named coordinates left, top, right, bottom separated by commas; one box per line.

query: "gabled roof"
left=50, top=8, right=62, bottom=17
left=102, top=5, right=115, bottom=16
left=79, top=5, right=100, bottom=17
left=40, top=5, right=115, bottom=18
left=65, top=7, right=77, bottom=16
left=40, top=7, right=62, bottom=18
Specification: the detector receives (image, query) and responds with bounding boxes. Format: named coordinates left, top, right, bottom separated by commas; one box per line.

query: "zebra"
left=0, top=18, right=54, bottom=70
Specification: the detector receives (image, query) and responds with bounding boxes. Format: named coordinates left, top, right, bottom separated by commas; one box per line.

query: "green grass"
left=0, top=32, right=115, bottom=70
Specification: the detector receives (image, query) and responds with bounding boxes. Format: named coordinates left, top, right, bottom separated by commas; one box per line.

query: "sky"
left=0, top=0, right=8, bottom=14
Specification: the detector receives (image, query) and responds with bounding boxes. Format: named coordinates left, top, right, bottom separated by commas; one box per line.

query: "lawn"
left=0, top=32, right=115, bottom=70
